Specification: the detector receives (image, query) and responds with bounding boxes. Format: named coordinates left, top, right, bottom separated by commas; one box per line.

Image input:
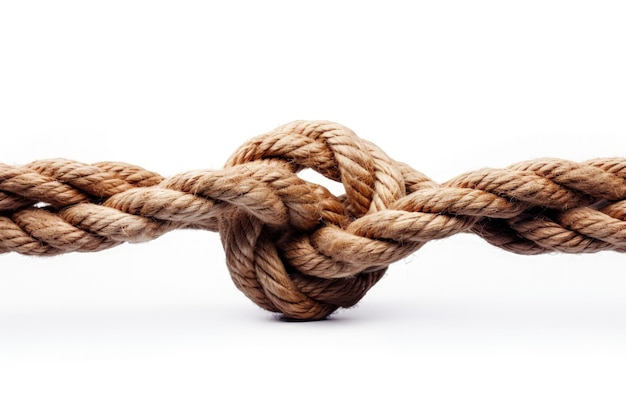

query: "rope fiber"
left=2, top=121, right=625, bottom=320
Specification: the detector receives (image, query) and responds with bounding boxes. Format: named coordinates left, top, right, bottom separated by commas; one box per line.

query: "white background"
left=1, top=1, right=625, bottom=416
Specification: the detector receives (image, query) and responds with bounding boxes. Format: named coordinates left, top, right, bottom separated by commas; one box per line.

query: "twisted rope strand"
left=2, top=120, right=625, bottom=319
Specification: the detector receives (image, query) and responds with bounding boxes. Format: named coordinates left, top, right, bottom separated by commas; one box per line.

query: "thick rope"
left=2, top=121, right=625, bottom=319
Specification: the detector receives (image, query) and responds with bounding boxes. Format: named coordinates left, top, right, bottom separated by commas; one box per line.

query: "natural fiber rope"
left=2, top=121, right=625, bottom=319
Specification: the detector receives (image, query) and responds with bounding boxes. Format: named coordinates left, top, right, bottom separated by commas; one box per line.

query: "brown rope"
left=2, top=120, right=625, bottom=320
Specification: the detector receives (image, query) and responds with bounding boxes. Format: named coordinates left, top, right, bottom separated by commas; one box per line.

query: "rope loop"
left=218, top=121, right=414, bottom=319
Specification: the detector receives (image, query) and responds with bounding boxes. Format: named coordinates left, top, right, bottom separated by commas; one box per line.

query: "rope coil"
left=2, top=121, right=625, bottom=319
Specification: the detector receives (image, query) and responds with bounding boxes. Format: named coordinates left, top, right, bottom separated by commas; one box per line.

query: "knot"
left=218, top=121, right=414, bottom=320
left=2, top=120, right=626, bottom=320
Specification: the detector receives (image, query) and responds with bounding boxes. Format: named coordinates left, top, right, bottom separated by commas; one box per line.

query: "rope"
left=2, top=120, right=625, bottom=320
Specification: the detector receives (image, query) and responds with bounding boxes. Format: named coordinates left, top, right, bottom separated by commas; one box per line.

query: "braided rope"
left=2, top=121, right=625, bottom=320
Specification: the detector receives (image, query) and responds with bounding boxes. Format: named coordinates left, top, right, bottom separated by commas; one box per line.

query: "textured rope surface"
left=2, top=121, right=626, bottom=319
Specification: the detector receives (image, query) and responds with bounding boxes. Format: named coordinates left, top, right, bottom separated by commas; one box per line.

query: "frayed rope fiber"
left=2, top=121, right=626, bottom=320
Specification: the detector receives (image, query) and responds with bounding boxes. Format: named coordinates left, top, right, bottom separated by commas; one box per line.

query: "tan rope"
left=2, top=120, right=625, bottom=320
